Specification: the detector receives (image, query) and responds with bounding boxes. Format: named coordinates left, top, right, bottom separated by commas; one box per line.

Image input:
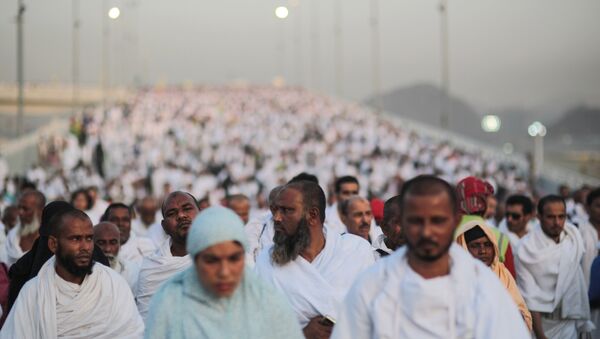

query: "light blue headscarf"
left=145, top=209, right=304, bottom=339
left=186, top=206, right=249, bottom=257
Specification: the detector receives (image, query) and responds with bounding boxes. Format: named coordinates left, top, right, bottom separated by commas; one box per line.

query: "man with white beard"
left=94, top=222, right=139, bottom=290
left=102, top=203, right=155, bottom=264
left=4, top=190, right=46, bottom=266
left=0, top=209, right=143, bottom=338
left=135, top=191, right=199, bottom=320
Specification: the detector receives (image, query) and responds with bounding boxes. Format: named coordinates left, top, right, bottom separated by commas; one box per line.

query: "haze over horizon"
left=1, top=0, right=599, bottom=113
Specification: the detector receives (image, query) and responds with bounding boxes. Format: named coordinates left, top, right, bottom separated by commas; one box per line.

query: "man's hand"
left=303, top=316, right=334, bottom=339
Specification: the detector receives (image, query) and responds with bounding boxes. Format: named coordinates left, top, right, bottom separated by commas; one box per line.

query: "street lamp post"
left=439, top=0, right=449, bottom=129
left=16, top=0, right=25, bottom=137
left=72, top=0, right=80, bottom=115
left=528, top=121, right=547, bottom=181
left=370, top=0, right=382, bottom=114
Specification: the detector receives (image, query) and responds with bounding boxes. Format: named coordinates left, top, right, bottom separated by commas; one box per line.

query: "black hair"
left=334, top=176, right=359, bottom=194
left=506, top=194, right=534, bottom=215
left=398, top=175, right=457, bottom=215
left=101, top=202, right=132, bottom=222
left=285, top=181, right=327, bottom=223
left=537, top=194, right=566, bottom=216
left=586, top=187, right=600, bottom=207
left=382, top=195, right=403, bottom=227
left=288, top=172, right=319, bottom=184
left=71, top=189, right=93, bottom=210
left=50, top=209, right=91, bottom=237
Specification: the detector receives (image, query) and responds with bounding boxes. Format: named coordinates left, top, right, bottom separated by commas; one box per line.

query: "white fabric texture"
left=578, top=220, right=599, bottom=286
left=4, top=225, right=25, bottom=267
left=135, top=238, right=191, bottom=320
left=114, top=257, right=141, bottom=292
left=245, top=213, right=275, bottom=263
left=120, top=232, right=156, bottom=264
left=331, top=244, right=530, bottom=339
left=255, top=228, right=374, bottom=327
left=0, top=256, right=144, bottom=339
left=516, top=223, right=594, bottom=335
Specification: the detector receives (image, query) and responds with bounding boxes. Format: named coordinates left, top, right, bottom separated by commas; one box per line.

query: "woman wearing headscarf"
left=456, top=220, right=533, bottom=332
left=145, top=206, right=303, bottom=339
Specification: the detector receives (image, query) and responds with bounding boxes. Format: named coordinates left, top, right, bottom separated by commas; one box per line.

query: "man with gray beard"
left=255, top=181, right=374, bottom=339
left=3, top=190, right=45, bottom=266
left=94, top=222, right=140, bottom=291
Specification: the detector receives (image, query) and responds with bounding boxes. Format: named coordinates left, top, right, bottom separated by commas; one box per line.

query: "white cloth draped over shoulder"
left=578, top=220, right=599, bottom=286
left=114, top=257, right=141, bottom=292
left=331, top=244, right=530, bottom=339
left=245, top=213, right=275, bottom=263
left=516, top=223, right=594, bottom=337
left=120, top=232, right=156, bottom=264
left=4, top=225, right=25, bottom=267
left=0, top=256, right=144, bottom=339
left=135, top=238, right=191, bottom=320
left=254, top=228, right=374, bottom=327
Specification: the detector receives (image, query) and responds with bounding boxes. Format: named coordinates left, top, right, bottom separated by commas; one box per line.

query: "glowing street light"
left=275, top=6, right=289, bottom=19
left=527, top=121, right=547, bottom=137
left=481, top=115, right=501, bottom=133
left=108, top=7, right=120, bottom=19
left=528, top=121, right=547, bottom=180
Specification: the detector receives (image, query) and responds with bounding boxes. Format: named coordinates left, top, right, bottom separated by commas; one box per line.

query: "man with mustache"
left=0, top=209, right=143, bottom=338
left=102, top=203, right=155, bottom=265
left=516, top=195, right=594, bottom=339
left=4, top=190, right=45, bottom=266
left=94, top=221, right=140, bottom=291
left=332, top=175, right=529, bottom=339
left=255, top=180, right=374, bottom=339
left=340, top=196, right=373, bottom=243
left=135, top=191, right=199, bottom=320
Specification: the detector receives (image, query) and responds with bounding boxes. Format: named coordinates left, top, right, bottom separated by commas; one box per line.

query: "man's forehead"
left=349, top=199, right=370, bottom=212
left=340, top=183, right=359, bottom=192
left=110, top=207, right=130, bottom=217
left=277, top=188, right=303, bottom=204
left=403, top=192, right=454, bottom=214
left=543, top=202, right=566, bottom=214
left=164, top=193, right=196, bottom=210
left=62, top=217, right=93, bottom=234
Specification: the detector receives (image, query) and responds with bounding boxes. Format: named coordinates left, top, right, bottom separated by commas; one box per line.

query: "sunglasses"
left=505, top=212, right=523, bottom=220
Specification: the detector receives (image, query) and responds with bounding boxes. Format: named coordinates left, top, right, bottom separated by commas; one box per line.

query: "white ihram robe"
left=332, top=244, right=530, bottom=339
left=255, top=228, right=374, bottom=327
left=0, top=256, right=144, bottom=338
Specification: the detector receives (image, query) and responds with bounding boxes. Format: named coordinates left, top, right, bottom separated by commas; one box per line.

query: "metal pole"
left=16, top=0, right=25, bottom=137
left=72, top=0, right=80, bottom=114
left=310, top=0, right=320, bottom=91
left=370, top=0, right=382, bottom=113
left=439, top=0, right=449, bottom=128
left=102, top=0, right=109, bottom=110
left=333, top=0, right=342, bottom=97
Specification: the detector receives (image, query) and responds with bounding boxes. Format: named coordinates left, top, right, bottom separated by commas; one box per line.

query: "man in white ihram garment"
left=102, top=203, right=155, bottom=264
left=94, top=221, right=140, bottom=291
left=516, top=194, right=594, bottom=339
left=0, top=209, right=143, bottom=338
left=255, top=180, right=374, bottom=338
left=332, top=175, right=530, bottom=339
left=135, top=191, right=198, bottom=320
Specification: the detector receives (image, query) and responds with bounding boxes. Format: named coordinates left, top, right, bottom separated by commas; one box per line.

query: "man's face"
left=94, top=225, right=120, bottom=258
left=505, top=204, right=530, bottom=233
left=161, top=193, right=199, bottom=244
left=51, top=217, right=95, bottom=277
left=18, top=195, right=41, bottom=226
left=539, top=201, right=566, bottom=240
left=1, top=207, right=19, bottom=230
left=272, top=188, right=304, bottom=238
left=337, top=183, right=359, bottom=203
left=87, top=188, right=98, bottom=203
left=402, top=192, right=458, bottom=262
left=343, top=200, right=372, bottom=240
left=381, top=211, right=404, bottom=250
left=466, top=235, right=494, bottom=267
left=107, top=207, right=132, bottom=245
left=588, top=197, right=600, bottom=225
left=138, top=200, right=158, bottom=225
left=194, top=241, right=245, bottom=298
left=229, top=200, right=250, bottom=225
left=271, top=188, right=311, bottom=265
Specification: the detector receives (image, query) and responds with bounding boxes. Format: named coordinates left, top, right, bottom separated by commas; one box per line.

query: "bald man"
left=94, top=222, right=139, bottom=291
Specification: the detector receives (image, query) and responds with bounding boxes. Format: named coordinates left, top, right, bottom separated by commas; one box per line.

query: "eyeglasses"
left=505, top=212, right=523, bottom=220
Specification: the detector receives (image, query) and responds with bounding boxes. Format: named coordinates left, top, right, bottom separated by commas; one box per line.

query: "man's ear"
left=307, top=207, right=320, bottom=226
left=161, top=219, right=167, bottom=233
left=48, top=235, right=58, bottom=254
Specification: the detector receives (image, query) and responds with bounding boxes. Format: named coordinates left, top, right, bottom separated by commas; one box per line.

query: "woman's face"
left=194, top=241, right=245, bottom=298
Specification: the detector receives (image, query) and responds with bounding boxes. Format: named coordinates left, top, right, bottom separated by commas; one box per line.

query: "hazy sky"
left=1, top=0, right=599, bottom=112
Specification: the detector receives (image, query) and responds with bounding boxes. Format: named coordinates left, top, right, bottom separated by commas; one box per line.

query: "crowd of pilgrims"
left=0, top=86, right=596, bottom=338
